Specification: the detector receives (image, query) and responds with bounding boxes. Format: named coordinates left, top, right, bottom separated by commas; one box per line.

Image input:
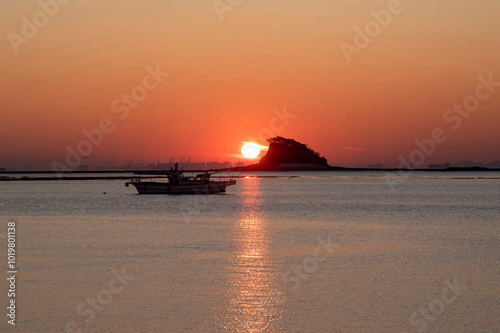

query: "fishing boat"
left=125, top=163, right=236, bottom=194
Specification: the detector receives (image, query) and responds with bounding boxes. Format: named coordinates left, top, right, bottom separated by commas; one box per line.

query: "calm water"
left=0, top=171, right=499, bottom=332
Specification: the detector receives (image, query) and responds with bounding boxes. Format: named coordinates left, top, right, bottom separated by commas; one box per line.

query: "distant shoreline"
left=1, top=166, right=500, bottom=174
left=228, top=165, right=500, bottom=172
left=1, top=166, right=499, bottom=181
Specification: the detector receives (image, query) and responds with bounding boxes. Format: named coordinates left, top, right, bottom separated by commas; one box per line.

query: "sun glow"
left=241, top=142, right=261, bottom=159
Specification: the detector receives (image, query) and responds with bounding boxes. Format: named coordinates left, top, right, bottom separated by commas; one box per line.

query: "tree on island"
left=259, top=136, right=329, bottom=168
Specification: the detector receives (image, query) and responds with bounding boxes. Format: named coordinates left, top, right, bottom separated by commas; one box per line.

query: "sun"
left=241, top=142, right=261, bottom=159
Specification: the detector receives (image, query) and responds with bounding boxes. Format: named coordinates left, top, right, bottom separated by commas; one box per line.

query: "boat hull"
left=126, top=180, right=236, bottom=194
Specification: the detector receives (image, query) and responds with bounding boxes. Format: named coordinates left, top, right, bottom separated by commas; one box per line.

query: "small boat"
left=125, top=163, right=236, bottom=194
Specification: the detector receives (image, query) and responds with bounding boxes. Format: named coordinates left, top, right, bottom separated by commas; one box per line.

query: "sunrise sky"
left=1, top=0, right=499, bottom=169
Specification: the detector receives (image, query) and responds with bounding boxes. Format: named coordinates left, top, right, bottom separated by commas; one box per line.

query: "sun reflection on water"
left=221, top=177, right=284, bottom=332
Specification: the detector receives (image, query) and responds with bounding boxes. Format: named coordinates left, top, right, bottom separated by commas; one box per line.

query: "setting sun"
left=241, top=143, right=261, bottom=159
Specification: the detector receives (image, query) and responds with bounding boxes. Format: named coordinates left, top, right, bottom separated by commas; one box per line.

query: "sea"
left=0, top=171, right=499, bottom=332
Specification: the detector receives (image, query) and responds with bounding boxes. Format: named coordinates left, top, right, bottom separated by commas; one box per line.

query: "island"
left=236, top=137, right=334, bottom=171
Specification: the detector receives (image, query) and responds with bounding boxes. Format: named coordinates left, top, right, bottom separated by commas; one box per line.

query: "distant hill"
left=240, top=137, right=331, bottom=171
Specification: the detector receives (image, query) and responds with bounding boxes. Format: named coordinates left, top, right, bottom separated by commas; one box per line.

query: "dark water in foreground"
left=0, top=171, right=499, bottom=332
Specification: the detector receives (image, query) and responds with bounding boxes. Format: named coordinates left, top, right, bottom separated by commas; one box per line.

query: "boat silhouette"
left=125, top=163, right=236, bottom=194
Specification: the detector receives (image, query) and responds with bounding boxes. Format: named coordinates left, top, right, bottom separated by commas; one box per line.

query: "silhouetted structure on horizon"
left=241, top=136, right=331, bottom=171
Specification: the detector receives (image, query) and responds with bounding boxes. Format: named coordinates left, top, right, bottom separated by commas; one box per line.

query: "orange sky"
left=1, top=0, right=499, bottom=169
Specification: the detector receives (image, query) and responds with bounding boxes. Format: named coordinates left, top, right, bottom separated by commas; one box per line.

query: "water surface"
left=0, top=171, right=498, bottom=332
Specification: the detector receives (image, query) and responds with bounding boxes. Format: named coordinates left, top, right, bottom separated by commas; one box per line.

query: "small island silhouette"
left=237, top=137, right=333, bottom=171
